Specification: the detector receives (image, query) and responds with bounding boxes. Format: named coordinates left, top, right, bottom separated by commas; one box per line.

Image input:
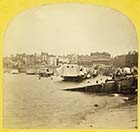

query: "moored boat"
left=10, top=69, right=19, bottom=74
left=38, top=67, right=54, bottom=77
left=26, top=69, right=37, bottom=75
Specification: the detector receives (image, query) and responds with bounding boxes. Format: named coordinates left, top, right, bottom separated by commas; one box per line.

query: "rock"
left=94, top=104, right=99, bottom=107
left=90, top=125, right=93, bottom=127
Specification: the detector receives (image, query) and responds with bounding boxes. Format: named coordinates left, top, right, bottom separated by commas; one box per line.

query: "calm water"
left=3, top=73, right=112, bottom=129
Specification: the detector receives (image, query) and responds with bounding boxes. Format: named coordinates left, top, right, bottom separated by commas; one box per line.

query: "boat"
left=60, top=64, right=87, bottom=81
left=10, top=69, right=19, bottom=74
left=26, top=69, right=36, bottom=75
left=38, top=67, right=54, bottom=77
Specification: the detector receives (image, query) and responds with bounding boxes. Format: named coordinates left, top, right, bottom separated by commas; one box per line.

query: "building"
left=71, top=54, right=78, bottom=64
left=113, top=51, right=138, bottom=67
left=125, top=51, right=138, bottom=67
left=113, top=55, right=126, bottom=67
left=77, top=55, right=92, bottom=66
left=48, top=55, right=59, bottom=66
left=77, top=52, right=111, bottom=66
left=90, top=52, right=111, bottom=59
left=58, top=55, right=70, bottom=64
left=40, top=52, right=49, bottom=63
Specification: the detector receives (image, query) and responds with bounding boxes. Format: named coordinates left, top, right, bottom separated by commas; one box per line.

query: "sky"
left=3, top=3, right=138, bottom=57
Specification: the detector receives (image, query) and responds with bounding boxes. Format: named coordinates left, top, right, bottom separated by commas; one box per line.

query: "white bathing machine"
left=60, top=64, right=87, bottom=81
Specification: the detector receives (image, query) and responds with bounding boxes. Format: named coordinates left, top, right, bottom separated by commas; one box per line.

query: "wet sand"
left=70, top=95, right=137, bottom=129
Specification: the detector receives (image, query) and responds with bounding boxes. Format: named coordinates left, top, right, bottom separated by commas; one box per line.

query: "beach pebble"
left=94, top=104, right=99, bottom=107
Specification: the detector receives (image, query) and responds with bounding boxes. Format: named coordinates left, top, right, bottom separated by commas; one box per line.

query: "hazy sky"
left=3, top=3, right=138, bottom=57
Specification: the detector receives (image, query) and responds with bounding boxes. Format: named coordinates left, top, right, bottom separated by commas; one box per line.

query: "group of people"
left=112, top=66, right=137, bottom=79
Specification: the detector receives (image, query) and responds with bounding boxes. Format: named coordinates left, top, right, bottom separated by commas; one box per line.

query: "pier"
left=64, top=75, right=137, bottom=95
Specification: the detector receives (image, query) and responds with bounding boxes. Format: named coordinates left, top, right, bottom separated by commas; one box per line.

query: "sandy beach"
left=3, top=73, right=137, bottom=129
left=70, top=95, right=137, bottom=129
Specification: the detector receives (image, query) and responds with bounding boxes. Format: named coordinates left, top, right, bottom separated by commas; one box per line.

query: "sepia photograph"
left=3, top=3, right=138, bottom=129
